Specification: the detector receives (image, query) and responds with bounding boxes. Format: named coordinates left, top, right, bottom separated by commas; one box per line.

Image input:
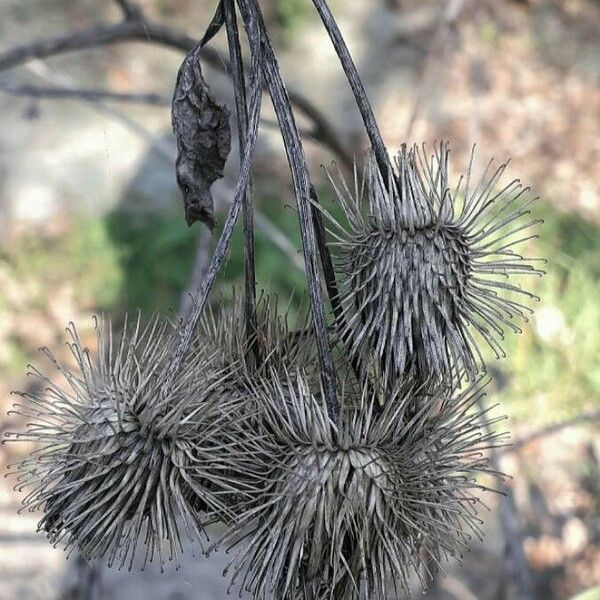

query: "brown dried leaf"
left=171, top=42, right=231, bottom=229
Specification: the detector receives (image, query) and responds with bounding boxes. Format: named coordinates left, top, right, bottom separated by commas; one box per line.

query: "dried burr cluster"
left=5, top=0, right=543, bottom=598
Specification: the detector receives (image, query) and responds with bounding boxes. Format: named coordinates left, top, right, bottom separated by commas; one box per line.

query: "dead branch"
left=112, top=0, right=142, bottom=21
left=478, top=399, right=536, bottom=600
left=255, top=211, right=305, bottom=272
left=0, top=10, right=352, bottom=168
left=0, top=81, right=169, bottom=105
left=0, top=81, right=322, bottom=146
left=178, top=210, right=305, bottom=320
left=508, top=410, right=600, bottom=452
left=9, top=60, right=304, bottom=286
left=179, top=228, right=213, bottom=319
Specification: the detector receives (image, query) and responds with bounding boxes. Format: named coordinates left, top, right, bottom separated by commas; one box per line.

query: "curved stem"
left=311, top=186, right=381, bottom=410
left=311, top=0, right=389, bottom=179
left=237, top=0, right=339, bottom=421
left=162, top=35, right=263, bottom=397
left=0, top=81, right=168, bottom=105
left=113, top=0, right=142, bottom=21
left=224, top=0, right=260, bottom=369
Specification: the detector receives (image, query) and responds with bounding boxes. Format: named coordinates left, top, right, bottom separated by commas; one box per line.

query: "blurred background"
left=0, top=0, right=598, bottom=598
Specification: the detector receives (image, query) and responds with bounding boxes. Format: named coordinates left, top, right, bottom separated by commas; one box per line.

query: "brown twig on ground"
left=0, top=5, right=352, bottom=169
left=508, top=410, right=600, bottom=452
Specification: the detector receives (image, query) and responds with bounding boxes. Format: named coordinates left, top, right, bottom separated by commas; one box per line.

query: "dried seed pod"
left=323, top=143, right=544, bottom=387
left=201, top=291, right=317, bottom=381
left=220, top=370, right=506, bottom=599
left=198, top=292, right=320, bottom=520
left=6, top=315, right=242, bottom=569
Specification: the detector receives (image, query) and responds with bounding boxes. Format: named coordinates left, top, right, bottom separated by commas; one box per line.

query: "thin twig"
left=311, top=185, right=370, bottom=394
left=287, top=90, right=352, bottom=169
left=507, top=410, right=600, bottom=452
left=311, top=0, right=389, bottom=179
left=0, top=16, right=352, bottom=168
left=22, top=60, right=176, bottom=158
left=310, top=185, right=341, bottom=322
left=255, top=211, right=305, bottom=272
left=216, top=186, right=306, bottom=272
left=0, top=21, right=189, bottom=70
left=179, top=228, right=212, bottom=319
left=478, top=398, right=535, bottom=600
left=0, top=80, right=325, bottom=145
left=224, top=0, right=259, bottom=368
left=0, top=80, right=169, bottom=105
left=20, top=60, right=304, bottom=281
left=112, top=0, right=143, bottom=21
left=162, top=26, right=264, bottom=395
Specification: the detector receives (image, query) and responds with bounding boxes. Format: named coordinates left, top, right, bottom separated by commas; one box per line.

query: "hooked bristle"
left=322, top=142, right=544, bottom=388
left=219, top=370, right=507, bottom=599
left=200, top=291, right=317, bottom=376
left=6, top=314, right=246, bottom=569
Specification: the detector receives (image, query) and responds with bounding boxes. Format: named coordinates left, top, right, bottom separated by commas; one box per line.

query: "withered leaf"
left=171, top=41, right=231, bottom=229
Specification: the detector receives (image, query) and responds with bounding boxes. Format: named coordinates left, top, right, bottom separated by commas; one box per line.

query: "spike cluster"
left=2, top=0, right=545, bottom=592
left=7, top=315, right=246, bottom=569
left=198, top=293, right=319, bottom=519
left=323, top=143, right=543, bottom=387
left=200, top=292, right=316, bottom=379
left=5, top=296, right=319, bottom=565
left=219, top=371, right=506, bottom=599
left=5, top=141, right=542, bottom=599
left=5, top=142, right=542, bottom=595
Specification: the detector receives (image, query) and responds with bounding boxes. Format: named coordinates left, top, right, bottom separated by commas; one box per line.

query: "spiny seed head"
left=6, top=314, right=242, bottom=570
left=197, top=292, right=319, bottom=520
left=220, top=370, right=506, bottom=599
left=324, top=142, right=544, bottom=387
left=200, top=291, right=317, bottom=384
